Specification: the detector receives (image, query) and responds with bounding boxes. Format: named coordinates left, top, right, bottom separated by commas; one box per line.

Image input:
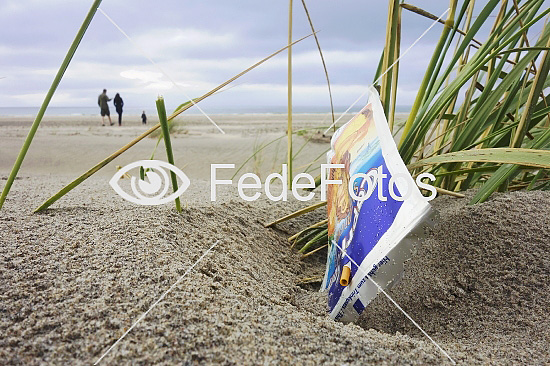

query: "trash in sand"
left=322, top=86, right=434, bottom=323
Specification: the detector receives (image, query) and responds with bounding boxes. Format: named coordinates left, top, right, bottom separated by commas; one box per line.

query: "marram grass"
left=33, top=33, right=314, bottom=212
left=0, top=0, right=103, bottom=210
left=266, top=0, right=550, bottom=256
left=300, top=0, right=335, bottom=130
left=156, top=97, right=181, bottom=212
left=287, top=0, right=293, bottom=188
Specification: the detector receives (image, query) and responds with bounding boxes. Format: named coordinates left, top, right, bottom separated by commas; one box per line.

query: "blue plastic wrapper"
left=322, top=86, right=433, bottom=323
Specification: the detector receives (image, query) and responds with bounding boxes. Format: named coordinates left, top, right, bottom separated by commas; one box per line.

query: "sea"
left=0, top=106, right=411, bottom=117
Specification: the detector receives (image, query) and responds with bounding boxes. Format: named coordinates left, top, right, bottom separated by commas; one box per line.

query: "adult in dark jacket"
left=113, top=93, right=124, bottom=126
left=98, top=89, right=112, bottom=126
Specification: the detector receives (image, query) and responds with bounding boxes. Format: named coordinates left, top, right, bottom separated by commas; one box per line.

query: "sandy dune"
left=1, top=114, right=548, bottom=364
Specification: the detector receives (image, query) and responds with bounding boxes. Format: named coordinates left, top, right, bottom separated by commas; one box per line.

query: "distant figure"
left=141, top=111, right=147, bottom=125
left=98, top=89, right=113, bottom=126
left=113, top=93, right=124, bottom=126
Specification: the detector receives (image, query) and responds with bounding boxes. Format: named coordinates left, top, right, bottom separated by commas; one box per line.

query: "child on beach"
left=141, top=111, right=147, bottom=125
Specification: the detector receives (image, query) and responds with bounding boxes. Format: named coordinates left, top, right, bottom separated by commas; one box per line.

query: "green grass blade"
left=433, top=165, right=500, bottom=177
left=380, top=0, right=399, bottom=118
left=401, top=14, right=550, bottom=163
left=470, top=118, right=550, bottom=204
left=292, top=227, right=326, bottom=249
left=0, top=0, right=103, bottom=210
left=156, top=97, right=181, bottom=212
left=527, top=169, right=548, bottom=190
left=299, top=228, right=328, bottom=253
left=452, top=26, right=550, bottom=152
left=470, top=163, right=519, bottom=204
left=34, top=33, right=314, bottom=212
left=388, top=2, right=402, bottom=131
left=300, top=0, right=335, bottom=129
left=288, top=219, right=328, bottom=242
left=149, top=99, right=199, bottom=160
left=423, top=0, right=470, bottom=103
left=511, top=37, right=550, bottom=148
left=398, top=0, right=458, bottom=146
left=287, top=0, right=293, bottom=188
left=400, top=0, right=501, bottom=146
left=399, top=2, right=548, bottom=162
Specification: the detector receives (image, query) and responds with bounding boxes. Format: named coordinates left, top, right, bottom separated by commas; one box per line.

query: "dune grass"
left=0, top=0, right=103, bottom=210
left=396, top=0, right=550, bottom=203
left=287, top=0, right=294, bottom=188
left=156, top=97, right=181, bottom=212
left=268, top=0, right=550, bottom=255
left=2, top=1, right=548, bottom=260
left=33, top=33, right=314, bottom=212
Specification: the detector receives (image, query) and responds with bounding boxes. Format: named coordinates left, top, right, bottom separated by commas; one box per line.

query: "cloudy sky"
left=1, top=0, right=472, bottom=113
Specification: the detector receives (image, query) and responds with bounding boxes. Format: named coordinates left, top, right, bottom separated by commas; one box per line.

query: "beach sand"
left=0, top=114, right=548, bottom=364
left=0, top=114, right=336, bottom=180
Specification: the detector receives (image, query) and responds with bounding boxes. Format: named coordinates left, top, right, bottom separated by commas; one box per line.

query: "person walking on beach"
left=113, top=93, right=124, bottom=126
left=98, top=89, right=113, bottom=126
left=141, top=111, right=147, bottom=125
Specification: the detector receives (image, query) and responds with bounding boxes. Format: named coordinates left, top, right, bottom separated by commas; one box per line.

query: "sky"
left=0, top=0, right=477, bottom=113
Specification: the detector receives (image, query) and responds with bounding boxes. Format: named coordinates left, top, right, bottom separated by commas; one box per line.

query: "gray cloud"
left=0, top=0, right=492, bottom=111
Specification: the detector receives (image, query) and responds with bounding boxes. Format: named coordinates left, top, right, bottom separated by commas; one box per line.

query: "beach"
left=0, top=113, right=337, bottom=180
left=1, top=114, right=549, bottom=365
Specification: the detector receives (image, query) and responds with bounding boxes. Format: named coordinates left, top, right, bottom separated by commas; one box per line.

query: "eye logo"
left=109, top=160, right=190, bottom=205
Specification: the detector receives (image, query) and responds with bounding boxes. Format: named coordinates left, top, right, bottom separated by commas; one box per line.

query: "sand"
left=0, top=176, right=442, bottom=365
left=357, top=190, right=550, bottom=364
left=0, top=114, right=336, bottom=180
left=0, top=114, right=548, bottom=364
left=1, top=175, right=548, bottom=365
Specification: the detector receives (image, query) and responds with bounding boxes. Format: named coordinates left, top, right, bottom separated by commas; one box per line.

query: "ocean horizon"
left=0, top=106, right=412, bottom=117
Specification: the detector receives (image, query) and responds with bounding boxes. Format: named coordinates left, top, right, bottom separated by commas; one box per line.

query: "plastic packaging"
left=322, top=86, right=433, bottom=323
